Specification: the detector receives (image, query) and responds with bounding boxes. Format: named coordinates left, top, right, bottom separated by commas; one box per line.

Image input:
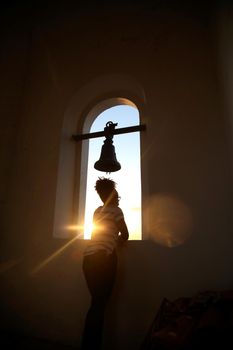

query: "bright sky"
left=84, top=105, right=141, bottom=240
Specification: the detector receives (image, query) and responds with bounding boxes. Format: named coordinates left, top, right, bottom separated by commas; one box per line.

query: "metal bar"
left=72, top=124, right=146, bottom=142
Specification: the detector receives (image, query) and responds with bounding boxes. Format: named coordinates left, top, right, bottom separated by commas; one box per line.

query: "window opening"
left=84, top=105, right=141, bottom=240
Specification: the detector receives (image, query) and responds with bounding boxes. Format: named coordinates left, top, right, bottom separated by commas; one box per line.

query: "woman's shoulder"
left=114, top=206, right=123, bottom=215
left=94, top=206, right=103, bottom=214
left=105, top=206, right=124, bottom=218
left=95, top=205, right=124, bottom=214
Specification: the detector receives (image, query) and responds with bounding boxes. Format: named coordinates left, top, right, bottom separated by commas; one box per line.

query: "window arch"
left=83, top=103, right=141, bottom=240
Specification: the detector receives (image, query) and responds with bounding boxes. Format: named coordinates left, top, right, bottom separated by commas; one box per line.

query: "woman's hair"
left=95, top=177, right=117, bottom=203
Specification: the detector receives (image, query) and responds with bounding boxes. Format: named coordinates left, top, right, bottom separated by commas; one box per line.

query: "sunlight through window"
left=84, top=105, right=141, bottom=240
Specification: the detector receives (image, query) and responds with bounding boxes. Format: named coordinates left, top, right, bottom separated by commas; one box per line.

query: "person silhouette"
left=81, top=177, right=129, bottom=350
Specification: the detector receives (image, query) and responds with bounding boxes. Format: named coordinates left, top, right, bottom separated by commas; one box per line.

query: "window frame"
left=80, top=99, right=143, bottom=240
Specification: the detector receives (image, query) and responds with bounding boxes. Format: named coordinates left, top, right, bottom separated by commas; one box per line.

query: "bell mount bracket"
left=72, top=121, right=146, bottom=142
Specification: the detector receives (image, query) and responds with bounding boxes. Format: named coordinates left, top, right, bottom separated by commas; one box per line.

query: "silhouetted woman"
left=81, top=177, right=129, bottom=350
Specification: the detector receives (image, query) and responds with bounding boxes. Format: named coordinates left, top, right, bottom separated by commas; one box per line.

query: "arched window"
left=53, top=75, right=147, bottom=240
left=83, top=104, right=141, bottom=240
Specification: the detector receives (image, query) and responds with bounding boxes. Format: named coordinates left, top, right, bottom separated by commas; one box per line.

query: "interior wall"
left=0, top=14, right=30, bottom=257
left=214, top=3, right=233, bottom=179
left=1, top=2, right=233, bottom=350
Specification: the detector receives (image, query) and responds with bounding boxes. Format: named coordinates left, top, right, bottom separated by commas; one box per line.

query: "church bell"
left=94, top=136, right=121, bottom=173
left=94, top=121, right=121, bottom=173
left=72, top=120, right=146, bottom=172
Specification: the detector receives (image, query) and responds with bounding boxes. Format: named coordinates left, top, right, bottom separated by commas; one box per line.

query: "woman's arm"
left=117, top=218, right=129, bottom=244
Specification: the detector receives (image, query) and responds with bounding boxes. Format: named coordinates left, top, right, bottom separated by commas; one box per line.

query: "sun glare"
left=83, top=104, right=141, bottom=240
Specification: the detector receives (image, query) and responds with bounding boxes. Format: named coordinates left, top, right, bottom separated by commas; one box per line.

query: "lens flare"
left=30, top=235, right=79, bottom=275
left=144, top=194, right=193, bottom=247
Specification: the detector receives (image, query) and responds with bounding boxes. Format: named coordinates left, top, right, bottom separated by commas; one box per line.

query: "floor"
left=1, top=331, right=79, bottom=349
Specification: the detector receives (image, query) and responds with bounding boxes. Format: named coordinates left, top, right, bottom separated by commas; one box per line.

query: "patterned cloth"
left=84, top=205, right=124, bottom=256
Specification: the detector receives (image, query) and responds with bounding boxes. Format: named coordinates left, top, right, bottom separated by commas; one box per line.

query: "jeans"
left=81, top=250, right=117, bottom=350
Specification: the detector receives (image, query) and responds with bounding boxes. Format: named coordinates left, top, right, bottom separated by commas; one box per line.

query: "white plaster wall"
left=1, top=4, right=233, bottom=350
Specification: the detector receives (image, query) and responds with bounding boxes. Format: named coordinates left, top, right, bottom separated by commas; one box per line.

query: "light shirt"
left=84, top=205, right=124, bottom=256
